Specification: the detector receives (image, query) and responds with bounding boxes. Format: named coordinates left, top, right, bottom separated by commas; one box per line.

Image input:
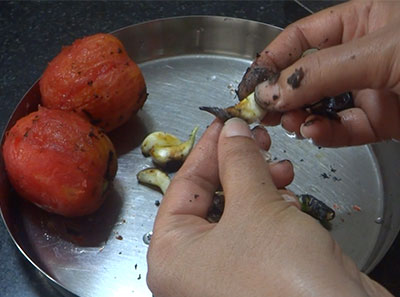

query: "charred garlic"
left=199, top=92, right=266, bottom=124
left=298, top=194, right=335, bottom=222
left=137, top=168, right=171, bottom=194
left=206, top=191, right=335, bottom=225
left=141, top=127, right=199, bottom=167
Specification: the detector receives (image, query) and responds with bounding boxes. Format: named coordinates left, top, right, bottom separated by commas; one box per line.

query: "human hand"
left=146, top=118, right=392, bottom=297
left=238, top=0, right=400, bottom=147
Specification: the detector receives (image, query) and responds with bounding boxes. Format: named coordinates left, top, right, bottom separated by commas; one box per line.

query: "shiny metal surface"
left=1, top=16, right=400, bottom=297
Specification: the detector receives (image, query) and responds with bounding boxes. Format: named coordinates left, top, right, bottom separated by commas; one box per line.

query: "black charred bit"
left=199, top=106, right=234, bottom=122
left=237, top=66, right=280, bottom=100
left=298, top=194, right=335, bottom=222
left=206, top=192, right=225, bottom=223
left=306, top=92, right=354, bottom=120
left=287, top=67, right=304, bottom=89
left=81, top=109, right=102, bottom=125
left=88, top=130, right=99, bottom=140
left=104, top=150, right=114, bottom=181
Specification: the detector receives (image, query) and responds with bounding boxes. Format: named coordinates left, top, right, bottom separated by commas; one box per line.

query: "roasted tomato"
left=39, top=33, right=147, bottom=132
left=2, top=107, right=117, bottom=217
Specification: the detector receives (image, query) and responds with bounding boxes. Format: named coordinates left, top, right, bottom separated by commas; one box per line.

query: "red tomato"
left=40, top=33, right=147, bottom=132
left=2, top=107, right=117, bottom=217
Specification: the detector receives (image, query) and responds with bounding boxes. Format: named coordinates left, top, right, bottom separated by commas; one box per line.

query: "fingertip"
left=299, top=115, right=326, bottom=140
left=281, top=109, right=308, bottom=137
left=221, top=117, right=252, bottom=139
left=269, top=159, right=294, bottom=188
left=251, top=125, right=271, bottom=151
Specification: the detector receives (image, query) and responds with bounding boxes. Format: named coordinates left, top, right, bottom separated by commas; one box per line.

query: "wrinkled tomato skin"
left=40, top=33, right=147, bottom=132
left=2, top=107, right=117, bottom=217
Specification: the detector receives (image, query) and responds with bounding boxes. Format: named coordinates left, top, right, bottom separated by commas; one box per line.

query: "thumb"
left=218, top=118, right=281, bottom=214
left=255, top=24, right=400, bottom=112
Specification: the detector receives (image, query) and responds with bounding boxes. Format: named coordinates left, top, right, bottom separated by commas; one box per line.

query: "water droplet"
left=143, top=231, right=153, bottom=245
left=284, top=131, right=297, bottom=139
left=208, top=75, right=217, bottom=81
left=307, top=138, right=314, bottom=145
left=43, top=232, right=51, bottom=241
left=375, top=217, right=384, bottom=224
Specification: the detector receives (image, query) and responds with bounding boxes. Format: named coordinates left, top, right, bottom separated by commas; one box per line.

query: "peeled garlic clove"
left=199, top=92, right=266, bottom=124
left=137, top=168, right=171, bottom=194
left=141, top=132, right=182, bottom=156
left=150, top=126, right=199, bottom=167
left=225, top=92, right=266, bottom=124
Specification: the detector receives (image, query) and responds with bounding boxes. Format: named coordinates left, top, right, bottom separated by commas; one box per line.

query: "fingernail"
left=300, top=120, right=315, bottom=139
left=223, top=117, right=252, bottom=138
left=278, top=159, right=291, bottom=164
left=251, top=124, right=266, bottom=132
left=281, top=194, right=298, bottom=203
left=303, top=119, right=314, bottom=127
left=251, top=125, right=265, bottom=138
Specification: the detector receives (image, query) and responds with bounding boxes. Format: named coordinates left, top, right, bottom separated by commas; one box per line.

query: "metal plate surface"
left=1, top=16, right=400, bottom=297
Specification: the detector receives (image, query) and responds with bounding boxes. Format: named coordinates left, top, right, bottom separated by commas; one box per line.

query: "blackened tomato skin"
left=2, top=107, right=117, bottom=217
left=40, top=33, right=147, bottom=132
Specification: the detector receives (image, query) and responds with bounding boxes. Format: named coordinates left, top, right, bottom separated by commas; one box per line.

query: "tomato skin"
left=2, top=107, right=117, bottom=217
left=40, top=33, right=147, bottom=132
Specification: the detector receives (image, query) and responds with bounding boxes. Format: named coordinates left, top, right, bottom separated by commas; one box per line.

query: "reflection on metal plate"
left=1, top=16, right=400, bottom=297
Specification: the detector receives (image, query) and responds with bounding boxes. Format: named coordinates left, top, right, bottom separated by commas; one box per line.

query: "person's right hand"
left=238, top=0, right=400, bottom=147
left=147, top=118, right=393, bottom=297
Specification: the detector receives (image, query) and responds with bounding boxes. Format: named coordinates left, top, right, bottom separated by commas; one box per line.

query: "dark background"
left=1, top=1, right=399, bottom=296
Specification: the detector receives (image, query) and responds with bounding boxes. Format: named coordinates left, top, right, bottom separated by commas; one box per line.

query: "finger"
left=299, top=89, right=400, bottom=147
left=237, top=1, right=366, bottom=99
left=353, top=89, right=400, bottom=140
left=157, top=120, right=223, bottom=222
left=218, top=118, right=281, bottom=213
left=269, top=160, right=294, bottom=189
left=255, top=26, right=400, bottom=112
left=250, top=125, right=294, bottom=187
left=256, top=1, right=351, bottom=69
left=280, top=109, right=309, bottom=136
left=299, top=110, right=378, bottom=147
left=260, top=110, right=282, bottom=126
left=251, top=125, right=271, bottom=150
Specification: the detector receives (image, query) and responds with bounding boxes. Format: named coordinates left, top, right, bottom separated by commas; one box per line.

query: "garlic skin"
left=199, top=92, right=266, bottom=124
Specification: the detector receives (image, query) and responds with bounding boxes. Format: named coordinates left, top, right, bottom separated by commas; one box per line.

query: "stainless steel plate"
left=1, top=16, right=400, bottom=297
